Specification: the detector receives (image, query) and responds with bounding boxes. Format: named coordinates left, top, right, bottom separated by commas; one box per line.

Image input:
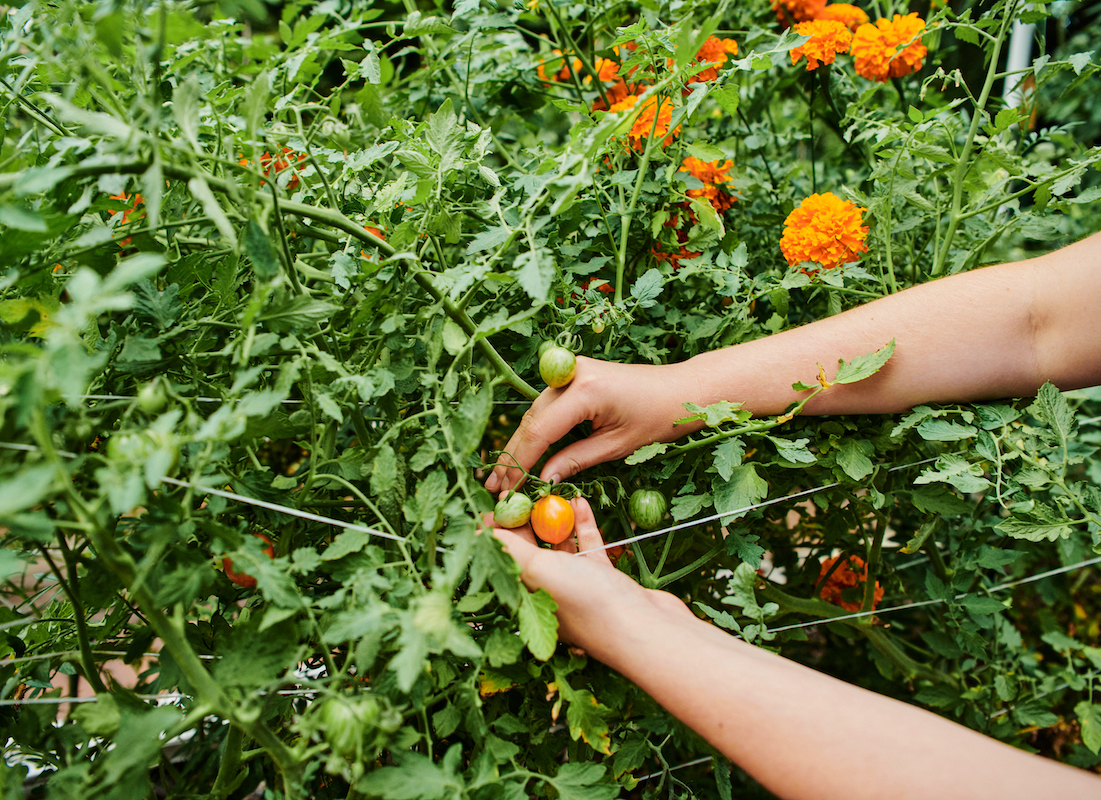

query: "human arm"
left=493, top=498, right=1101, bottom=800
left=485, top=232, right=1101, bottom=492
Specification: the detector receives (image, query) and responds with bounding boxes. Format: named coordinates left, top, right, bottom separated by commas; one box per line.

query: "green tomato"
left=629, top=489, right=668, bottom=530
left=539, top=346, right=577, bottom=388
left=320, top=697, right=363, bottom=757
left=493, top=492, right=532, bottom=528
left=538, top=340, right=556, bottom=358
left=136, top=380, right=166, bottom=414
left=591, top=319, right=605, bottom=334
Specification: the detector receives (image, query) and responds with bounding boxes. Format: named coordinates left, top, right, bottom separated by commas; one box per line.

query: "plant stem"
left=931, top=5, right=1015, bottom=276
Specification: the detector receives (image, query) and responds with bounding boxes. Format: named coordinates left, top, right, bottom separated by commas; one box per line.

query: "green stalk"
left=654, top=544, right=724, bottom=589
left=931, top=4, right=1015, bottom=276
left=37, top=541, right=107, bottom=694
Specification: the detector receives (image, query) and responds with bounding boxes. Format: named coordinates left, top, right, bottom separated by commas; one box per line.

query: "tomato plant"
left=0, top=0, right=1099, bottom=796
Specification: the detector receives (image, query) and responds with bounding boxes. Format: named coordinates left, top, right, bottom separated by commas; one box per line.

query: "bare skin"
left=486, top=232, right=1101, bottom=492
left=492, top=498, right=1101, bottom=800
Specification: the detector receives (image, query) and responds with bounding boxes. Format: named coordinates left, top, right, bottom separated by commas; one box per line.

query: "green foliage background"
left=0, top=0, right=1100, bottom=796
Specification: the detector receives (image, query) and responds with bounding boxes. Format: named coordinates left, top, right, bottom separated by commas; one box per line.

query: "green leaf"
left=915, top=453, right=991, bottom=494
left=832, top=340, right=895, bottom=384
left=0, top=465, right=55, bottom=515
left=257, top=296, right=339, bottom=333
left=712, top=464, right=767, bottom=523
left=244, top=220, right=281, bottom=280
left=1069, top=52, right=1093, bottom=76
left=1076, top=701, right=1101, bottom=754
left=768, top=436, right=816, bottom=464
left=0, top=205, right=47, bottom=232
left=449, top=384, right=492, bottom=460
left=545, top=763, right=620, bottom=800
left=995, top=503, right=1074, bottom=542
left=712, top=438, right=745, bottom=481
left=671, top=492, right=711, bottom=520
left=1028, top=381, right=1076, bottom=441
left=518, top=588, right=558, bottom=660
left=712, top=84, right=739, bottom=117
left=625, top=441, right=668, bottom=464
left=686, top=142, right=726, bottom=162
left=916, top=419, right=977, bottom=442
left=71, top=694, right=121, bottom=736
left=564, top=687, right=612, bottom=754
left=513, top=247, right=556, bottom=304
left=356, top=752, right=458, bottom=798
left=630, top=268, right=663, bottom=307
left=836, top=439, right=874, bottom=481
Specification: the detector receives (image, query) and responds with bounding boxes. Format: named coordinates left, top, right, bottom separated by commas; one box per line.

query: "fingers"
left=568, top=497, right=611, bottom=565
left=485, top=372, right=595, bottom=492
left=491, top=527, right=539, bottom=575
left=537, top=432, right=632, bottom=486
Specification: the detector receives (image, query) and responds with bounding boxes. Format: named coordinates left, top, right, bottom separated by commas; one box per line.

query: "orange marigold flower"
left=679, top=157, right=736, bottom=213
left=780, top=192, right=868, bottom=270
left=108, top=191, right=145, bottom=247
left=537, top=49, right=582, bottom=83
left=818, top=3, right=869, bottom=31
left=850, top=13, right=927, bottom=82
left=680, top=156, right=733, bottom=186
left=790, top=19, right=853, bottom=70
left=594, top=55, right=621, bottom=83
left=774, top=0, right=827, bottom=26
left=818, top=555, right=883, bottom=612
left=610, top=93, right=681, bottom=150
left=688, top=36, right=739, bottom=83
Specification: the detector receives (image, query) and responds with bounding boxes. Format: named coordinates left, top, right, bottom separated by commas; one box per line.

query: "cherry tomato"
left=539, top=346, right=577, bottom=388
left=493, top=493, right=532, bottom=528
left=629, top=489, right=668, bottom=530
left=531, top=495, right=574, bottom=544
left=591, top=319, right=605, bottom=334
left=223, top=533, right=275, bottom=588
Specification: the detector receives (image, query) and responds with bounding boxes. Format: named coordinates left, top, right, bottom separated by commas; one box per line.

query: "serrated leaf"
left=833, top=340, right=895, bottom=384
left=519, top=588, right=558, bottom=660
left=995, top=504, right=1073, bottom=542
left=836, top=439, right=874, bottom=481
left=768, top=436, right=816, bottom=464
left=712, top=437, right=745, bottom=481
left=712, top=84, right=739, bottom=117
left=513, top=247, right=556, bottom=303
left=1028, top=381, right=1076, bottom=441
left=916, top=419, right=976, bottom=442
left=564, top=688, right=612, bottom=754
left=1069, top=51, right=1093, bottom=76
left=257, top=296, right=339, bottom=333
left=712, top=464, right=767, bottom=523
left=914, top=453, right=991, bottom=494
left=686, top=142, right=726, bottom=161
left=630, top=268, right=663, bottom=307
left=625, top=441, right=667, bottom=464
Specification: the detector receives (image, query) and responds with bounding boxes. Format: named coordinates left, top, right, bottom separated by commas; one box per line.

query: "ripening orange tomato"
left=531, top=495, right=574, bottom=544
left=223, top=533, right=275, bottom=588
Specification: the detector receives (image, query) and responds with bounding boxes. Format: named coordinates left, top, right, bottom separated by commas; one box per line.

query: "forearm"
left=602, top=599, right=1100, bottom=800
left=689, top=233, right=1101, bottom=417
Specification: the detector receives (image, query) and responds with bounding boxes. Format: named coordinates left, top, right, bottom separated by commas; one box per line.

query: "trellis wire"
left=761, top=553, right=1101, bottom=636
left=64, top=394, right=533, bottom=405
left=575, top=454, right=942, bottom=556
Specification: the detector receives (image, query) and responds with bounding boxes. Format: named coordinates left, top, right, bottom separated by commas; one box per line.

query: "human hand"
left=489, top=497, right=691, bottom=660
left=485, top=356, right=703, bottom=493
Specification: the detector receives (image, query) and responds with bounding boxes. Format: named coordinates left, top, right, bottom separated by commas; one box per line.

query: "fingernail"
left=549, top=473, right=561, bottom=485
left=485, top=474, right=499, bottom=491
